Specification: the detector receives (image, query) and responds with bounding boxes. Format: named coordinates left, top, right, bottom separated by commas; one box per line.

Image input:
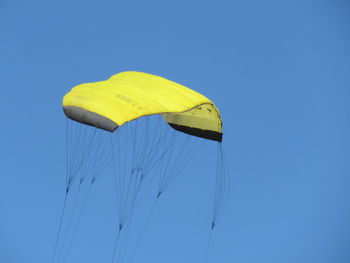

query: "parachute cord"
left=158, top=135, right=205, bottom=193
left=65, top=118, right=69, bottom=191
left=115, top=174, right=149, bottom=263
left=122, top=172, right=145, bottom=229
left=120, top=170, right=136, bottom=225
left=133, top=171, right=158, bottom=211
left=202, top=228, right=214, bottom=263
left=128, top=197, right=159, bottom=263
left=110, top=230, right=121, bottom=263
left=62, top=182, right=94, bottom=263
left=211, top=143, right=230, bottom=227
left=51, top=118, right=69, bottom=263
left=202, top=143, right=230, bottom=263
left=51, top=192, right=69, bottom=263
left=57, top=182, right=82, bottom=263
left=110, top=133, right=125, bottom=263
left=68, top=122, right=84, bottom=181
left=110, top=135, right=122, bottom=221
left=116, top=224, right=131, bottom=263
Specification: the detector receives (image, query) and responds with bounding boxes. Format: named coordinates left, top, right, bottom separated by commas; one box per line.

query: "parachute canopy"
left=63, top=71, right=223, bottom=141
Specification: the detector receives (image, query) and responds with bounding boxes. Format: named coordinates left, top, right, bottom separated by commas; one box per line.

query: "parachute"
left=52, top=72, right=229, bottom=263
left=63, top=71, right=222, bottom=140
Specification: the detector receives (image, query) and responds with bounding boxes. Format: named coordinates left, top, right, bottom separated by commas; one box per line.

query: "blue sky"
left=1, top=0, right=350, bottom=262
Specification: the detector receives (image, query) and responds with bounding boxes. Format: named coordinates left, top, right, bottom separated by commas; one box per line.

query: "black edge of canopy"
left=63, top=106, right=118, bottom=132
left=168, top=123, right=223, bottom=142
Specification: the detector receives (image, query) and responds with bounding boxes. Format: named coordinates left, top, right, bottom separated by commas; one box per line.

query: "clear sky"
left=1, top=0, right=350, bottom=263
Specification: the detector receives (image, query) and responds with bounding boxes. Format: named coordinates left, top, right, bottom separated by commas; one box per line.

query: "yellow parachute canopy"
left=63, top=71, right=223, bottom=141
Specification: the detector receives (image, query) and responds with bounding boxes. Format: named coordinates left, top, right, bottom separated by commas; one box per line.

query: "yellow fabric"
left=162, top=104, right=221, bottom=133
left=63, top=71, right=222, bottom=134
